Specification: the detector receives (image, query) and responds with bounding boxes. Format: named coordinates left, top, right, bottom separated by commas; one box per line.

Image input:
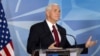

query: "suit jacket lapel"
left=43, top=20, right=54, bottom=42
left=56, top=24, right=66, bottom=43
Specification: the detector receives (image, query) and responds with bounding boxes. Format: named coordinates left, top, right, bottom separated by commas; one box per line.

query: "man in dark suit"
left=27, top=3, right=97, bottom=56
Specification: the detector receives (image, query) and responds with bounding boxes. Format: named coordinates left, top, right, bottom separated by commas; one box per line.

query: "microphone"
left=66, top=34, right=77, bottom=48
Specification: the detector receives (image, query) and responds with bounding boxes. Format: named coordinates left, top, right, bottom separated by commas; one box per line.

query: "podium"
left=32, top=48, right=83, bottom=56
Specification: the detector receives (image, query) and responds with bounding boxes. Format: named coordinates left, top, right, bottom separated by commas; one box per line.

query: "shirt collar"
left=46, top=19, right=57, bottom=31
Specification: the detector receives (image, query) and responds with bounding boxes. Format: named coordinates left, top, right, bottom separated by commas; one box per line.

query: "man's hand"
left=85, top=36, right=97, bottom=48
left=48, top=42, right=62, bottom=49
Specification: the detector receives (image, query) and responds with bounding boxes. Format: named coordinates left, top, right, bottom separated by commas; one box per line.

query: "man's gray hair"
left=46, top=3, right=59, bottom=11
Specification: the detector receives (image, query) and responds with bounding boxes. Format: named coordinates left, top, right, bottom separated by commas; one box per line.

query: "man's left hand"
left=85, top=36, right=97, bottom=48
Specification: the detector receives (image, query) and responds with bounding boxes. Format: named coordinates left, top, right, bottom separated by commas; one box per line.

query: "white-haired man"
left=27, top=3, right=97, bottom=56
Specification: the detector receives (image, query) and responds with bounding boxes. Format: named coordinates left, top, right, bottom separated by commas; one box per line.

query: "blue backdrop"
left=2, top=0, right=100, bottom=56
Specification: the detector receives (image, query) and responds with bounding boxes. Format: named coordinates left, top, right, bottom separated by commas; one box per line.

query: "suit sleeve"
left=27, top=26, right=40, bottom=54
left=74, top=43, right=88, bottom=54
left=69, top=41, right=88, bottom=54
left=60, top=26, right=88, bottom=54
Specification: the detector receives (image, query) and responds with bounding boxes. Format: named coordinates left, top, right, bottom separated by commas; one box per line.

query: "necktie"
left=52, top=25, right=60, bottom=47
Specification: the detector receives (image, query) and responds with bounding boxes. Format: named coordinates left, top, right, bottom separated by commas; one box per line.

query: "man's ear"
left=46, top=10, right=50, bottom=17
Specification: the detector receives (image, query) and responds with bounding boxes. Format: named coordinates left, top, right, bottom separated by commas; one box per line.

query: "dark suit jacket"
left=27, top=20, right=88, bottom=55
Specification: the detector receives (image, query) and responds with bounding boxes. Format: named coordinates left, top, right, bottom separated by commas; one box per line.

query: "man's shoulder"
left=31, top=21, right=44, bottom=28
left=57, top=24, right=66, bottom=35
left=57, top=24, right=65, bottom=30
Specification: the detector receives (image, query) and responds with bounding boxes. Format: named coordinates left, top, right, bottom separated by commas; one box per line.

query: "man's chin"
left=56, top=19, right=60, bottom=21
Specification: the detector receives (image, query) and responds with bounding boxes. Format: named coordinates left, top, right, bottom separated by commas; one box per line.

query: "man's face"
left=48, top=5, right=60, bottom=22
